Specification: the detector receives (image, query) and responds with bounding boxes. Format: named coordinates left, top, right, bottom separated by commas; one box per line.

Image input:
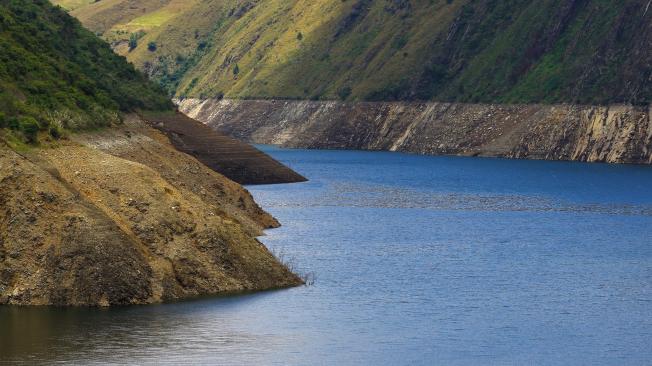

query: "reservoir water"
left=2, top=147, right=652, bottom=365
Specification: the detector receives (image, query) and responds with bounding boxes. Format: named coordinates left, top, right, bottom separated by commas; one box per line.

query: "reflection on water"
left=1, top=293, right=292, bottom=365
left=1, top=147, right=652, bottom=365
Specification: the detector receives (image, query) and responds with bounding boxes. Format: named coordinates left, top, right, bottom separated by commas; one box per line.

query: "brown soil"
left=0, top=115, right=302, bottom=306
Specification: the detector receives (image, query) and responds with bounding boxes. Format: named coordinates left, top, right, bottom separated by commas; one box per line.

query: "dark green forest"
left=0, top=0, right=172, bottom=144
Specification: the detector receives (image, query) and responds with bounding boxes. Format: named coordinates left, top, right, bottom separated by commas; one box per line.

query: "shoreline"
left=179, top=99, right=652, bottom=165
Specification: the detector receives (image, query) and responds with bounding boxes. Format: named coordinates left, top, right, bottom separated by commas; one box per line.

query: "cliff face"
left=180, top=99, right=652, bottom=164
left=0, top=115, right=302, bottom=306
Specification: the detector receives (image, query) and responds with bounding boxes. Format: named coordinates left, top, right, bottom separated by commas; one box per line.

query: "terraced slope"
left=57, top=0, right=651, bottom=105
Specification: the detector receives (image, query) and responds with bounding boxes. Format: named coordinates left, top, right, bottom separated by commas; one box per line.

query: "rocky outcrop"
left=0, top=115, right=302, bottom=306
left=180, top=99, right=652, bottom=164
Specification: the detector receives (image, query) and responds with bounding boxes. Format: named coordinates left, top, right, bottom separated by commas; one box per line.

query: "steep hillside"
left=1, top=0, right=303, bottom=182
left=0, top=0, right=172, bottom=145
left=57, top=0, right=651, bottom=105
left=0, top=0, right=304, bottom=306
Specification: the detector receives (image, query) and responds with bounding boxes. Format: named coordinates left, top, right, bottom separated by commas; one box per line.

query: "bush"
left=7, top=117, right=19, bottom=130
left=0, top=1, right=173, bottom=137
left=0, top=112, right=6, bottom=128
left=129, top=34, right=138, bottom=51
left=148, top=42, right=157, bottom=52
left=49, top=125, right=62, bottom=139
left=18, top=116, right=40, bottom=143
left=337, top=86, right=352, bottom=101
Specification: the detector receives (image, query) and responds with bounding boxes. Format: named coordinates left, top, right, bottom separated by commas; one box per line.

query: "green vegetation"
left=56, top=0, right=651, bottom=105
left=53, top=0, right=94, bottom=11
left=128, top=32, right=142, bottom=51
left=0, top=0, right=173, bottom=144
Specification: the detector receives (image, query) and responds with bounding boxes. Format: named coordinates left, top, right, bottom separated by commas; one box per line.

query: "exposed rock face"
left=180, top=99, right=652, bottom=164
left=0, top=115, right=302, bottom=306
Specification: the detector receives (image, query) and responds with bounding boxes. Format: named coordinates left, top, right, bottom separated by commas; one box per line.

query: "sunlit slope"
left=54, top=0, right=94, bottom=11
left=59, top=0, right=652, bottom=105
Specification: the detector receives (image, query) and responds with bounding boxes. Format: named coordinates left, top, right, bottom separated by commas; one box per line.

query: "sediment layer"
left=143, top=112, right=306, bottom=184
left=180, top=99, right=652, bottom=164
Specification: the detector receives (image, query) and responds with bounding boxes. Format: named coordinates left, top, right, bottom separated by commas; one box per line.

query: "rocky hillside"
left=1, top=0, right=304, bottom=306
left=1, top=0, right=303, bottom=183
left=0, top=116, right=301, bottom=306
left=56, top=0, right=651, bottom=105
left=180, top=99, right=652, bottom=164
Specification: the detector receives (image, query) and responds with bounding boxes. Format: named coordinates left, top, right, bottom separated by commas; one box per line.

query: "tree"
left=128, top=33, right=138, bottom=51
left=148, top=42, right=157, bottom=52
left=19, top=116, right=40, bottom=143
left=233, top=64, right=240, bottom=76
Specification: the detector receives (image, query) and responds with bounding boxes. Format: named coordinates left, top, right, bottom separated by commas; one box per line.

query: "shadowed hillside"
left=143, top=111, right=307, bottom=184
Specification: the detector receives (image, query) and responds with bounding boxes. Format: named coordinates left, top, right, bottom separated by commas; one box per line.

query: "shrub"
left=0, top=112, right=6, bottom=128
left=128, top=33, right=138, bottom=51
left=49, top=125, right=62, bottom=139
left=148, top=42, right=157, bottom=52
left=337, top=86, right=352, bottom=101
left=7, top=117, right=19, bottom=130
left=18, top=116, right=40, bottom=143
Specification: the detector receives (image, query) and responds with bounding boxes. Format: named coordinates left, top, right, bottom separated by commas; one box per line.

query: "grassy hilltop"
left=0, top=0, right=172, bottom=145
left=56, top=0, right=651, bottom=105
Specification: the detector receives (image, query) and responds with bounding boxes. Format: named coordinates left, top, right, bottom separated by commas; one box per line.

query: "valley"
left=1, top=0, right=651, bottom=363
left=54, top=0, right=652, bottom=164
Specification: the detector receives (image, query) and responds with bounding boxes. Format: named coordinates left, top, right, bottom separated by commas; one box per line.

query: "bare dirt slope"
left=0, top=115, right=302, bottom=306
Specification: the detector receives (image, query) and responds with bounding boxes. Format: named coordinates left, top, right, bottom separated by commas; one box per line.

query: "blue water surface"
left=1, top=147, right=651, bottom=365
